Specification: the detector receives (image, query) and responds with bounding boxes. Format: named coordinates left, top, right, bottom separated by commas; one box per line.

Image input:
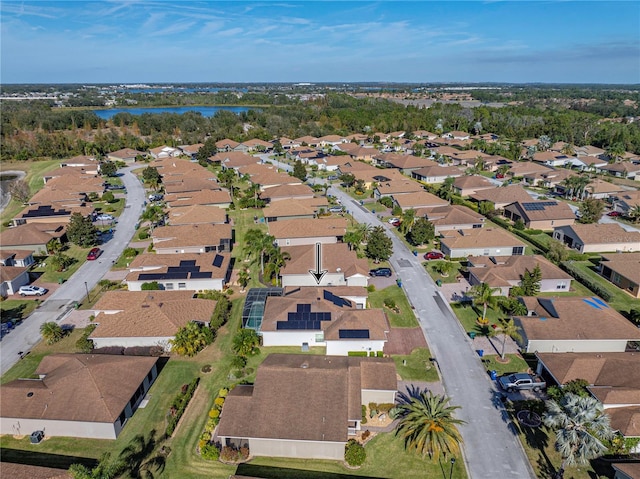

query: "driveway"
left=0, top=165, right=145, bottom=375
left=329, top=185, right=534, bottom=479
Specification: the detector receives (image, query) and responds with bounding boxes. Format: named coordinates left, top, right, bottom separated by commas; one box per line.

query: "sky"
left=1, top=1, right=639, bottom=84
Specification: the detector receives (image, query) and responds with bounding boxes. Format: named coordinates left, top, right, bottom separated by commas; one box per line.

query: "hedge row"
left=490, top=216, right=550, bottom=253
left=560, top=262, right=613, bottom=302
left=166, top=377, right=200, bottom=437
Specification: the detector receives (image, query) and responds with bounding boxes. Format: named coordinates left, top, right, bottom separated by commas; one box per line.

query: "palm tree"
left=169, top=322, right=213, bottom=357
left=40, top=321, right=64, bottom=345
left=232, top=328, right=260, bottom=357
left=118, top=429, right=167, bottom=479
left=237, top=269, right=250, bottom=292
left=264, top=245, right=290, bottom=286
left=399, top=208, right=416, bottom=235
left=489, top=318, right=522, bottom=360
left=69, top=453, right=124, bottom=479
left=561, top=143, right=576, bottom=156
left=497, top=164, right=510, bottom=177
left=574, top=176, right=591, bottom=201
left=394, top=386, right=464, bottom=461
left=355, top=222, right=373, bottom=243
left=244, top=229, right=274, bottom=276
left=469, top=282, right=500, bottom=323
left=543, top=394, right=615, bottom=479
left=627, top=204, right=640, bottom=223
left=606, top=143, right=625, bottom=164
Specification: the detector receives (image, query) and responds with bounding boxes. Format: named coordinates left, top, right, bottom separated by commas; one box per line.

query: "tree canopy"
left=66, top=212, right=98, bottom=248
left=365, top=226, right=393, bottom=263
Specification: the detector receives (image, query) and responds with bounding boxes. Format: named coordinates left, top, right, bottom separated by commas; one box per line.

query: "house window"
left=473, top=224, right=482, bottom=228
left=315, top=333, right=324, bottom=342
left=556, top=282, right=567, bottom=290
left=483, top=249, right=490, bottom=255
left=178, top=283, right=186, bottom=289
left=513, top=247, right=524, bottom=255
left=612, top=272, right=621, bottom=285
left=285, top=239, right=290, bottom=246
left=165, top=283, right=174, bottom=290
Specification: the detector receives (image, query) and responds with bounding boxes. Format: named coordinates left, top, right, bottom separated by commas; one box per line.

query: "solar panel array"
left=339, top=329, right=370, bottom=339
left=323, top=289, right=352, bottom=308
left=138, top=259, right=214, bottom=281
left=212, top=254, right=224, bottom=268
left=23, top=205, right=71, bottom=218
left=277, top=305, right=332, bottom=330
left=521, top=201, right=558, bottom=211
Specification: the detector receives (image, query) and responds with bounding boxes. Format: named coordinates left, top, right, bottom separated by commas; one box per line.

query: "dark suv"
left=370, top=267, right=392, bottom=277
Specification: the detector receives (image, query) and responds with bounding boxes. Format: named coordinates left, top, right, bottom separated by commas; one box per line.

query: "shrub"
left=239, top=446, right=250, bottom=460
left=166, top=377, right=200, bottom=437
left=138, top=230, right=149, bottom=240
left=214, top=397, right=225, bottom=408
left=361, top=405, right=367, bottom=424
left=123, top=247, right=138, bottom=258
left=383, top=298, right=396, bottom=309
left=377, top=403, right=394, bottom=413
left=366, top=284, right=376, bottom=293
left=218, top=388, right=229, bottom=398
left=361, top=430, right=371, bottom=441
left=200, top=443, right=219, bottom=461
left=75, top=324, right=96, bottom=353
left=220, top=446, right=239, bottom=462
left=348, top=351, right=368, bottom=357
left=376, top=351, right=384, bottom=357
left=368, top=402, right=378, bottom=411
left=201, top=364, right=212, bottom=373
left=209, top=408, right=220, bottom=419
left=141, top=281, right=161, bottom=291
left=344, top=439, right=366, bottom=466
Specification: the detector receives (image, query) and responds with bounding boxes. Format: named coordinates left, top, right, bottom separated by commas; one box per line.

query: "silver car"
left=18, top=285, right=48, bottom=296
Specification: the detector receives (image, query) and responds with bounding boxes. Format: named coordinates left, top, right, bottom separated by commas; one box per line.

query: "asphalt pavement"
left=0, top=166, right=146, bottom=375
left=330, top=185, right=535, bottom=479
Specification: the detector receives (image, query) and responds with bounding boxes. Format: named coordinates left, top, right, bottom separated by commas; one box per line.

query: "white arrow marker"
left=308, top=242, right=328, bottom=285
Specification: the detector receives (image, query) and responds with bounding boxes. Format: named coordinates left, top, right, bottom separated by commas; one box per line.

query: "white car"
left=95, top=214, right=115, bottom=221
left=19, top=285, right=48, bottom=296
left=388, top=217, right=400, bottom=224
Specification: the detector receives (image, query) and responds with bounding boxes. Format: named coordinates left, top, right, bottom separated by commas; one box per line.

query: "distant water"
left=92, top=105, right=253, bottom=120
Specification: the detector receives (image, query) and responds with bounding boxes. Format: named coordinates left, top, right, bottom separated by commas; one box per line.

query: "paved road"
left=330, top=185, right=535, bottom=479
left=255, top=153, right=292, bottom=172
left=0, top=166, right=145, bottom=375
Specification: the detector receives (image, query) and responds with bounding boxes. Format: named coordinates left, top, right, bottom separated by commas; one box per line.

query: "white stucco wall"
left=275, top=236, right=339, bottom=247
left=0, top=417, right=118, bottom=439
left=91, top=336, right=171, bottom=351
left=281, top=273, right=346, bottom=288
left=434, top=223, right=483, bottom=234
left=325, top=340, right=386, bottom=356
left=127, top=278, right=224, bottom=292
left=247, top=437, right=345, bottom=460
left=362, top=389, right=397, bottom=405
left=442, top=245, right=523, bottom=258
left=261, top=330, right=324, bottom=347
left=526, top=339, right=630, bottom=353
left=345, top=274, right=368, bottom=288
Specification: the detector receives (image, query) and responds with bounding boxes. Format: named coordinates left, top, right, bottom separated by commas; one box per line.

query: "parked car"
left=369, top=267, right=392, bottom=277
left=387, top=217, right=400, bottom=224
left=18, top=285, right=48, bottom=296
left=424, top=251, right=445, bottom=260
left=329, top=206, right=344, bottom=213
left=497, top=373, right=546, bottom=393
left=95, top=214, right=115, bottom=221
left=327, top=175, right=338, bottom=181
left=87, top=247, right=102, bottom=261
left=607, top=211, right=621, bottom=217
left=148, top=194, right=163, bottom=202
left=106, top=184, right=126, bottom=190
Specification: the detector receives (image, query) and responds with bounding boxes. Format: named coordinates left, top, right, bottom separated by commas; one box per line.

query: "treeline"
left=2, top=92, right=640, bottom=161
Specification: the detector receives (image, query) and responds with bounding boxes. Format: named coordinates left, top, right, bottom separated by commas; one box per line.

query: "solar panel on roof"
left=190, top=271, right=212, bottom=279
left=212, top=254, right=224, bottom=268
left=591, top=297, right=609, bottom=308
left=338, top=329, right=370, bottom=339
left=179, top=260, right=197, bottom=267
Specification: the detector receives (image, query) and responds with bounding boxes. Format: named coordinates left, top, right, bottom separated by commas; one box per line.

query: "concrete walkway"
left=330, top=184, right=535, bottom=479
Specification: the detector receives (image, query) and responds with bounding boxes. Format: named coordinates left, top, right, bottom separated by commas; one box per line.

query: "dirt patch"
left=384, top=327, right=427, bottom=355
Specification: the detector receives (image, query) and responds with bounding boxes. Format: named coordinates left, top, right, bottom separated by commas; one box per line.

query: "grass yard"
left=423, top=260, right=462, bottom=284
left=480, top=354, right=530, bottom=376
left=567, top=260, right=640, bottom=313
left=392, top=347, right=439, bottom=382
left=0, top=300, right=39, bottom=322
left=31, top=244, right=90, bottom=283
left=93, top=197, right=126, bottom=217
left=112, top=247, right=143, bottom=269
left=368, top=286, right=419, bottom=328
left=450, top=301, right=503, bottom=335
left=228, top=206, right=268, bottom=290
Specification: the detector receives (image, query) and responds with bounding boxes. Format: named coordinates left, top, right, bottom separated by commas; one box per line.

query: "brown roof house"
left=89, top=295, right=216, bottom=351
left=269, top=218, right=348, bottom=247
left=216, top=354, right=397, bottom=460
left=167, top=205, right=228, bottom=226
left=107, top=148, right=145, bottom=163
left=452, top=175, right=496, bottom=196
left=612, top=190, right=640, bottom=214
left=0, top=265, right=30, bottom=297
left=259, top=292, right=389, bottom=354
left=423, top=205, right=485, bottom=234
left=503, top=200, right=575, bottom=230
left=126, top=253, right=231, bottom=292
left=0, top=354, right=158, bottom=439
left=612, top=463, right=640, bottom=479
left=599, top=252, right=640, bottom=298
left=280, top=243, right=369, bottom=288
left=374, top=180, right=424, bottom=200
left=468, top=255, right=572, bottom=296
left=0, top=249, right=35, bottom=268
left=513, top=296, right=640, bottom=353
left=151, top=224, right=233, bottom=254
left=392, top=191, right=448, bottom=211
left=469, top=185, right=533, bottom=210
left=0, top=222, right=66, bottom=254
left=263, top=199, right=324, bottom=222
left=553, top=223, right=640, bottom=253
left=411, top=165, right=464, bottom=184
left=258, top=184, right=316, bottom=203
left=439, top=227, right=526, bottom=258
left=164, top=189, right=232, bottom=209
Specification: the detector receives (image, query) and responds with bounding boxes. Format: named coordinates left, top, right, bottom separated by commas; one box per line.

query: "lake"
left=92, top=105, right=253, bottom=120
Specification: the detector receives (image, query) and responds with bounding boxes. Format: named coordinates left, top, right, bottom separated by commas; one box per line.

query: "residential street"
left=329, top=185, right=535, bottom=479
left=0, top=166, right=145, bottom=375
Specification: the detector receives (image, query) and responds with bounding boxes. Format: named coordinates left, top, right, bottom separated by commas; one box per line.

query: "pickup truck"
left=497, top=373, right=546, bottom=392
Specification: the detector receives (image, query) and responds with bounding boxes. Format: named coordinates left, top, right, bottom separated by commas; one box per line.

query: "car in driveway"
left=329, top=206, right=344, bottom=213
left=424, top=251, right=445, bottom=260
left=87, top=247, right=102, bottom=261
left=95, top=214, right=115, bottom=222
left=370, top=267, right=392, bottom=277
left=18, top=285, right=48, bottom=297
left=607, top=211, right=622, bottom=217
left=105, top=184, right=126, bottom=190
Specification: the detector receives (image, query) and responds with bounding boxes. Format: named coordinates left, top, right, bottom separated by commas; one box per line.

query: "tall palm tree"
left=399, top=208, right=416, bottom=235
left=244, top=229, right=274, bottom=275
left=561, top=143, right=576, bottom=156
left=394, top=386, right=465, bottom=461
left=40, top=321, right=64, bottom=345
left=469, top=282, right=500, bottom=322
left=489, top=318, right=522, bottom=360
left=69, top=453, right=124, bottom=479
left=354, top=222, right=373, bottom=243
left=574, top=176, right=591, bottom=201
left=543, top=394, right=614, bottom=479
left=606, top=143, right=625, bottom=164
left=626, top=204, right=640, bottom=223
left=264, top=245, right=290, bottom=286
left=118, top=429, right=167, bottom=479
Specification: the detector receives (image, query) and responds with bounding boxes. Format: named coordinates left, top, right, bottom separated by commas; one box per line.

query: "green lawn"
left=112, top=247, right=143, bottom=269
left=228, top=206, right=268, bottom=290
left=450, top=301, right=503, bottom=335
left=423, top=261, right=462, bottom=284
left=392, top=347, right=439, bottom=382
left=93, top=197, right=126, bottom=217
left=31, top=244, right=90, bottom=283
left=567, top=260, right=640, bottom=313
left=481, top=354, right=530, bottom=376
left=0, top=300, right=39, bottom=322
left=368, top=286, right=419, bottom=328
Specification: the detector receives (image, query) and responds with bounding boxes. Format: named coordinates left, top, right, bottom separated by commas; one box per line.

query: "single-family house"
left=89, top=296, right=216, bottom=351
left=107, top=148, right=146, bottom=163
left=335, top=144, right=378, bottom=162
left=422, top=205, right=485, bottom=233
left=215, top=139, right=240, bottom=152
left=443, top=131, right=470, bottom=141
left=258, top=184, right=316, bottom=203
left=0, top=249, right=35, bottom=268
left=269, top=218, right=348, bottom=247
left=0, top=265, right=30, bottom=297
left=281, top=285, right=369, bottom=311
left=149, top=145, right=180, bottom=159
left=599, top=252, right=640, bottom=298
left=468, top=255, right=572, bottom=296
left=240, top=138, right=273, bottom=152
left=238, top=164, right=302, bottom=190
left=294, top=136, right=319, bottom=147
left=374, top=153, right=437, bottom=174
left=177, top=144, right=203, bottom=158
left=151, top=224, right=233, bottom=254
left=553, top=223, right=640, bottom=253
left=452, top=175, right=495, bottom=196
left=411, top=165, right=464, bottom=184
left=439, top=227, right=526, bottom=258
left=164, top=189, right=232, bottom=209
left=280, top=243, right=369, bottom=288
left=575, top=145, right=606, bottom=158
left=508, top=162, right=555, bottom=178
left=315, top=155, right=352, bottom=172
left=263, top=198, right=329, bottom=222
left=0, top=223, right=66, bottom=254
left=126, top=253, right=231, bottom=292
left=212, top=151, right=258, bottom=170
left=317, top=135, right=347, bottom=147
left=374, top=181, right=424, bottom=200
left=503, top=200, right=575, bottom=230
left=92, top=290, right=195, bottom=315
left=0, top=354, right=158, bottom=439
left=216, top=354, right=397, bottom=460
left=167, top=205, right=227, bottom=226
left=524, top=168, right=575, bottom=189
left=599, top=162, right=640, bottom=181
left=613, top=463, right=640, bottom=479
left=612, top=190, right=640, bottom=214
left=582, top=179, right=626, bottom=200
left=469, top=185, right=533, bottom=210
left=514, top=296, right=640, bottom=353
left=393, top=191, right=449, bottom=212
left=531, top=151, right=576, bottom=168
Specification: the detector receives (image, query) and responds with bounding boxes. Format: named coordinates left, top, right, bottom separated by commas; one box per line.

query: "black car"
left=106, top=184, right=126, bottom=190
left=369, top=267, right=392, bottom=277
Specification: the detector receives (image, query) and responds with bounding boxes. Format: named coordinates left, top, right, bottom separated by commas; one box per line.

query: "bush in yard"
left=200, top=443, right=220, bottom=461
left=209, top=408, right=220, bottom=419
left=383, top=298, right=396, bottom=309
left=101, top=191, right=115, bottom=203
left=220, top=446, right=240, bottom=462
left=361, top=405, right=367, bottom=424
left=138, top=230, right=149, bottom=240
left=214, top=397, right=225, bottom=408
left=366, top=284, right=376, bottom=293
left=377, top=403, right=395, bottom=413
left=344, top=439, right=366, bottom=466
left=218, top=388, right=229, bottom=398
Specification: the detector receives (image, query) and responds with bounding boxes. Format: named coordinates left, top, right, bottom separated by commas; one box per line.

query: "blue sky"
left=1, top=1, right=638, bottom=84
